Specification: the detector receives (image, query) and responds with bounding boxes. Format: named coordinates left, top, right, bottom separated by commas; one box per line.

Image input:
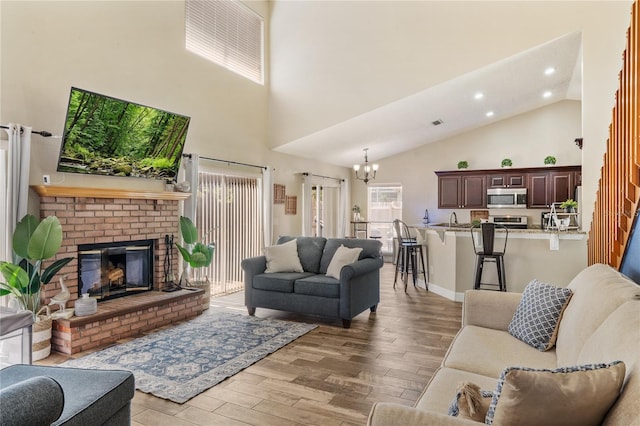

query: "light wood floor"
left=41, top=264, right=462, bottom=426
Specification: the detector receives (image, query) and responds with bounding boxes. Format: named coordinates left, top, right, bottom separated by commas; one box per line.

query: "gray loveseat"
left=241, top=236, right=383, bottom=328
left=0, top=364, right=135, bottom=425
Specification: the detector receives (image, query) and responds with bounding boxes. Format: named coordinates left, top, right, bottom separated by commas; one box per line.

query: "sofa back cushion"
left=319, top=238, right=382, bottom=274
left=577, top=301, right=640, bottom=425
left=277, top=236, right=327, bottom=273
left=555, top=264, right=640, bottom=366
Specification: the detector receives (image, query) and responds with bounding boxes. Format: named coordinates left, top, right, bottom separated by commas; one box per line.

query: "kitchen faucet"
left=449, top=211, right=458, bottom=227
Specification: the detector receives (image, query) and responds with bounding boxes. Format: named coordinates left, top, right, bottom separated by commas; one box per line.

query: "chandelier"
left=353, top=148, right=379, bottom=184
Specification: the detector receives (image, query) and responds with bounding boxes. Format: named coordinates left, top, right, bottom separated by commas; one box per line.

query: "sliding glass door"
left=196, top=172, right=263, bottom=296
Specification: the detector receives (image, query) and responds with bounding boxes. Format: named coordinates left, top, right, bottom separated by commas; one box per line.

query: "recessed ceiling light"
left=543, top=91, right=552, bottom=98
left=474, top=92, right=484, bottom=100
left=486, top=111, right=494, bottom=117
left=544, top=67, right=555, bottom=75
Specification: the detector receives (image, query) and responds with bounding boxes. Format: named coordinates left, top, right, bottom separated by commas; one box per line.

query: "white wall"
left=0, top=0, right=349, bottom=240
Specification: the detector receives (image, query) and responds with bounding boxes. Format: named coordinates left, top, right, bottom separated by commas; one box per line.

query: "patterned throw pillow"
left=448, top=382, right=493, bottom=422
left=508, top=279, right=572, bottom=351
left=485, top=361, right=626, bottom=425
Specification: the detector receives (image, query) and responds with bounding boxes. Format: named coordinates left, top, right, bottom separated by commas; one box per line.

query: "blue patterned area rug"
left=61, top=309, right=317, bottom=403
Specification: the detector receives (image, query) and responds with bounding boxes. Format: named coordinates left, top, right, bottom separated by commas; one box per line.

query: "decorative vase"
left=75, top=293, right=98, bottom=316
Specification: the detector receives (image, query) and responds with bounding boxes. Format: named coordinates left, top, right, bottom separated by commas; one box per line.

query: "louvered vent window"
left=185, top=0, right=264, bottom=85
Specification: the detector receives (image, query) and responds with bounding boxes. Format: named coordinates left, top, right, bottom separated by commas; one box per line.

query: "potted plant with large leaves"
left=176, top=216, right=215, bottom=310
left=0, top=215, right=73, bottom=360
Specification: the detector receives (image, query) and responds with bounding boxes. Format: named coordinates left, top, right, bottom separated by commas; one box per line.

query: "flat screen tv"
left=57, top=87, right=190, bottom=182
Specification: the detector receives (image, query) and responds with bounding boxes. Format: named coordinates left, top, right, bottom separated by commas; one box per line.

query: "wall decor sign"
left=274, top=184, right=285, bottom=204
left=285, top=195, right=297, bottom=215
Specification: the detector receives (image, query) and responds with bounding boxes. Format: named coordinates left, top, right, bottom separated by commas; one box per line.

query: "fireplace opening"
left=78, top=239, right=154, bottom=301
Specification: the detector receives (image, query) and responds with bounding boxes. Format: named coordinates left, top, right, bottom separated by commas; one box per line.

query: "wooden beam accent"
left=31, top=185, right=191, bottom=201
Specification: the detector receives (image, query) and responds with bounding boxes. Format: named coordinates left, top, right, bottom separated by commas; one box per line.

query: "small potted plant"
left=457, top=161, right=469, bottom=169
left=501, top=158, right=513, bottom=168
left=544, top=156, right=556, bottom=165
left=176, top=216, right=215, bottom=310
left=560, top=199, right=578, bottom=213
left=0, top=214, right=73, bottom=360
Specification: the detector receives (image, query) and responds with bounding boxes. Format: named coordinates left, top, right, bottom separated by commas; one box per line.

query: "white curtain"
left=339, top=178, right=349, bottom=238
left=1, top=124, right=31, bottom=263
left=301, top=174, right=313, bottom=236
left=262, top=166, right=273, bottom=246
left=182, top=153, right=199, bottom=223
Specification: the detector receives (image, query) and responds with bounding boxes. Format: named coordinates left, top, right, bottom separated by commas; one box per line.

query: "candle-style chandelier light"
left=353, top=148, right=379, bottom=184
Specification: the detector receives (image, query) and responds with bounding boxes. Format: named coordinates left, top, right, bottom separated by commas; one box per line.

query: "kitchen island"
left=412, top=224, right=587, bottom=301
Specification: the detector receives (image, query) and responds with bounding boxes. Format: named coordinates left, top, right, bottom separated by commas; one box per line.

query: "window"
left=185, top=0, right=264, bottom=84
left=196, top=172, right=263, bottom=296
left=368, top=185, right=402, bottom=254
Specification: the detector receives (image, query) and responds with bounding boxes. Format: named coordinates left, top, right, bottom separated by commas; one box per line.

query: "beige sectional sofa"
left=368, top=264, right=640, bottom=425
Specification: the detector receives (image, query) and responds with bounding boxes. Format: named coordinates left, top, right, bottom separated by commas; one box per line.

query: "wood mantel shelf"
left=31, top=185, right=191, bottom=201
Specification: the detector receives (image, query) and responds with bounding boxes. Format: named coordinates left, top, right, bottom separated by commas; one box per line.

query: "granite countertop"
left=415, top=223, right=586, bottom=235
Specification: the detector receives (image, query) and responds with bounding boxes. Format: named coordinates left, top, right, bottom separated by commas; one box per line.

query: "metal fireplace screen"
left=78, top=239, right=154, bottom=301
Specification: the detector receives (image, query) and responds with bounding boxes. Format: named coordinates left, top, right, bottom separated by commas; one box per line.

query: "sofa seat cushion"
left=253, top=272, right=316, bottom=293
left=443, top=326, right=557, bottom=378
left=294, top=275, right=341, bottom=298
left=0, top=365, right=134, bottom=426
left=415, top=367, right=498, bottom=414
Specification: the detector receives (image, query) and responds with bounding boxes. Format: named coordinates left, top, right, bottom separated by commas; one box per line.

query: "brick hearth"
left=31, top=185, right=201, bottom=354
left=53, top=289, right=203, bottom=354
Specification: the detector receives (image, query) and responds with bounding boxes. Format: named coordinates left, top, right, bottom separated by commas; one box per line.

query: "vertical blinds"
left=196, top=172, right=263, bottom=296
left=185, top=0, right=264, bottom=84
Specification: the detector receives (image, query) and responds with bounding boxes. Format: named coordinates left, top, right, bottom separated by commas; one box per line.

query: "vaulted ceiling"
left=273, top=31, right=582, bottom=168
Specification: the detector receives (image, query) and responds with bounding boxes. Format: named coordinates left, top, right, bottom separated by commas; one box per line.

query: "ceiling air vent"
left=432, top=119, right=444, bottom=126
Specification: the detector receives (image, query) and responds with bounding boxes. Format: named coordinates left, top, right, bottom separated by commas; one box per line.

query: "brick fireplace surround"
left=32, top=185, right=203, bottom=354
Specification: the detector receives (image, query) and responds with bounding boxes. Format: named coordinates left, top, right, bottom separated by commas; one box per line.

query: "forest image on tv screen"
left=58, top=88, right=190, bottom=181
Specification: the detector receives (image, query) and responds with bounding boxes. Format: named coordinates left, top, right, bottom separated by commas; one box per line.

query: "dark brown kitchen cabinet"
left=438, top=174, right=486, bottom=209
left=488, top=173, right=525, bottom=188
left=527, top=170, right=575, bottom=208
left=436, top=165, right=580, bottom=211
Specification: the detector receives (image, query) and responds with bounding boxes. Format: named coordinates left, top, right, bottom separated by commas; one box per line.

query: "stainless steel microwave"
left=487, top=188, right=527, bottom=209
